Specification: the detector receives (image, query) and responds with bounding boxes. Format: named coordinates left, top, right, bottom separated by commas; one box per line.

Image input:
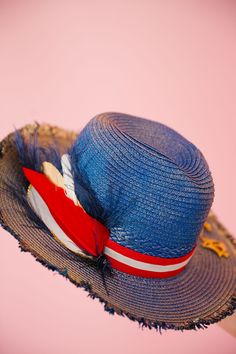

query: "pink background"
left=0, top=1, right=235, bottom=353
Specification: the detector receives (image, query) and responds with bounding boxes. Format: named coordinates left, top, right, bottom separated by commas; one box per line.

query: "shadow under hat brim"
left=0, top=123, right=235, bottom=331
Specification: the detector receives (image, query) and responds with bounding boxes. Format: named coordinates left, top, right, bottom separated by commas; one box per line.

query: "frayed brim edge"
left=1, top=215, right=236, bottom=334
left=0, top=127, right=236, bottom=333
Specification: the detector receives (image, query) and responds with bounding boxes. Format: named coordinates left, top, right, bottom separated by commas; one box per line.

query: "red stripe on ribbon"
left=106, top=239, right=195, bottom=265
left=104, top=255, right=188, bottom=278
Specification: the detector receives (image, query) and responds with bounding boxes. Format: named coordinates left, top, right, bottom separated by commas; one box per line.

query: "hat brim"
left=0, top=123, right=235, bottom=331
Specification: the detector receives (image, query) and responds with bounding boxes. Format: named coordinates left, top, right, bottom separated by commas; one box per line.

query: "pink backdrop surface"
left=0, top=1, right=235, bottom=353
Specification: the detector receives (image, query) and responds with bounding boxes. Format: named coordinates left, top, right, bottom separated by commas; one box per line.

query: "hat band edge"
left=27, top=184, right=194, bottom=278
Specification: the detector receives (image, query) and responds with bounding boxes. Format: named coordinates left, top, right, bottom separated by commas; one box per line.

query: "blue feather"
left=14, top=126, right=63, bottom=173
left=13, top=126, right=134, bottom=233
left=13, top=127, right=118, bottom=224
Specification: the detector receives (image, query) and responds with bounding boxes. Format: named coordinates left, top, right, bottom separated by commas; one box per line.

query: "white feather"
left=27, top=185, right=91, bottom=258
left=61, top=154, right=80, bottom=206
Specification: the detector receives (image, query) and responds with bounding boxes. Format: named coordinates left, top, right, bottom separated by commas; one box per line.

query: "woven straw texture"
left=70, top=113, right=214, bottom=258
left=0, top=121, right=235, bottom=331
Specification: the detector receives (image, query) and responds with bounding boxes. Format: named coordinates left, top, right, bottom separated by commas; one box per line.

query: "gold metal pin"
left=200, top=236, right=229, bottom=258
left=204, top=222, right=212, bottom=232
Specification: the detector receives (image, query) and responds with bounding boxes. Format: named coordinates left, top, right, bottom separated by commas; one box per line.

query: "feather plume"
left=14, top=126, right=63, bottom=173
left=61, top=154, right=80, bottom=206
left=14, top=127, right=135, bottom=228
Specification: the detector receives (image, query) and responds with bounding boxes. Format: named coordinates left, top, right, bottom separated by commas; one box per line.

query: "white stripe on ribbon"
left=103, top=247, right=192, bottom=272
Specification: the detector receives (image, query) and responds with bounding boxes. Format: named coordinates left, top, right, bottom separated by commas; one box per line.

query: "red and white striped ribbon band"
left=104, top=239, right=195, bottom=278
left=23, top=167, right=195, bottom=278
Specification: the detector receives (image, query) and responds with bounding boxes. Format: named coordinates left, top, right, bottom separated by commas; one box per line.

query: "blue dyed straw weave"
left=70, top=112, right=214, bottom=258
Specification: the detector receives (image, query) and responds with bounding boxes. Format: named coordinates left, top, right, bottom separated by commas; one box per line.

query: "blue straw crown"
left=70, top=113, right=214, bottom=258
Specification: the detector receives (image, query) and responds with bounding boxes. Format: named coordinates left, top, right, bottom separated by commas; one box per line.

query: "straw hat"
left=0, top=112, right=235, bottom=331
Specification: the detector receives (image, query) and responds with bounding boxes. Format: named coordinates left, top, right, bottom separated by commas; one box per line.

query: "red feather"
left=22, top=167, right=110, bottom=257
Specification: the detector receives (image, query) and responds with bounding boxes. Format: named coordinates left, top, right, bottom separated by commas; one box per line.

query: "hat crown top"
left=70, top=113, right=214, bottom=258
